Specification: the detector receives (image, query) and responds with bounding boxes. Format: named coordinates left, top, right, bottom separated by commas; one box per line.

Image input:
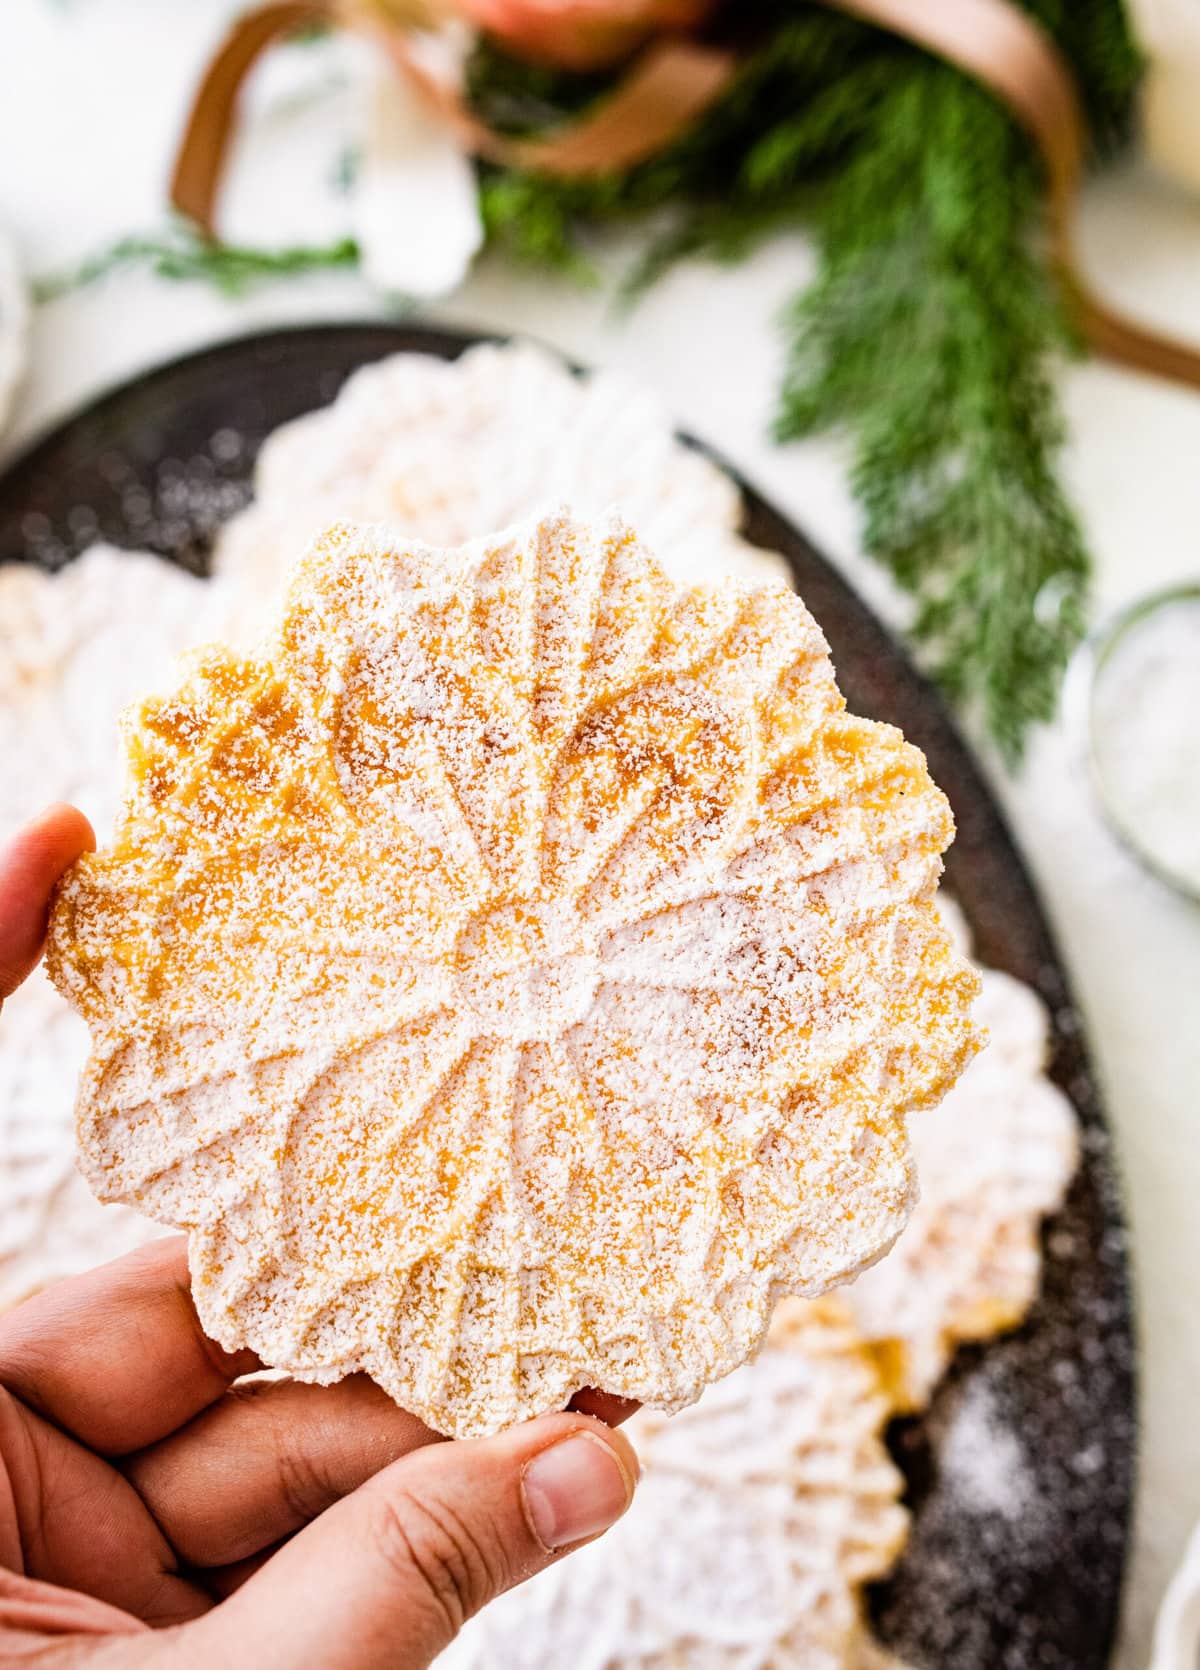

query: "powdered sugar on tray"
left=937, top=1376, right=1033, bottom=1522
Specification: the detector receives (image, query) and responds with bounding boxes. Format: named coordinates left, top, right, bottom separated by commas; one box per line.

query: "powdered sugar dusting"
left=0, top=545, right=230, bottom=832
left=47, top=510, right=979, bottom=1436
left=0, top=339, right=801, bottom=1311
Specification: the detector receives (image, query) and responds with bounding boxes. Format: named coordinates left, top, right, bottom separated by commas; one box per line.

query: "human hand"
left=0, top=806, right=639, bottom=1668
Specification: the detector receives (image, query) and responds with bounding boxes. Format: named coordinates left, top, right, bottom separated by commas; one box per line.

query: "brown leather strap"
left=510, top=34, right=734, bottom=175
left=169, top=0, right=1200, bottom=389
left=361, top=21, right=737, bottom=176
left=170, top=2, right=332, bottom=234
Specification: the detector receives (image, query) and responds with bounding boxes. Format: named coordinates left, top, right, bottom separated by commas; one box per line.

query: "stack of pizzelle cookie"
left=1, top=346, right=1082, bottom=1669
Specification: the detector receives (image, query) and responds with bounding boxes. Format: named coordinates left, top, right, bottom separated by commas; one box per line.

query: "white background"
left=2, top=2, right=1199, bottom=1662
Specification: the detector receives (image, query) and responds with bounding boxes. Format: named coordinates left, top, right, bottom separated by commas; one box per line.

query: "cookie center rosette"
left=47, top=510, right=980, bottom=1437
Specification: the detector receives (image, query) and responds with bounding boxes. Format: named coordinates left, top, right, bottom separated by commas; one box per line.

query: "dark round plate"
left=0, top=324, right=1135, bottom=1667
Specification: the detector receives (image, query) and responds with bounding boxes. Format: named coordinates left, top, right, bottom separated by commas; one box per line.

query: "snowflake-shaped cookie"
left=0, top=547, right=225, bottom=1307
left=48, top=511, right=979, bottom=1435
left=214, top=341, right=787, bottom=641
left=442, top=1298, right=908, bottom=1669
left=845, top=901, right=1078, bottom=1410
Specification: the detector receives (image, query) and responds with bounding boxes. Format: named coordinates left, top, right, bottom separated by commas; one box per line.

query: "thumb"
left=184, top=1410, right=639, bottom=1670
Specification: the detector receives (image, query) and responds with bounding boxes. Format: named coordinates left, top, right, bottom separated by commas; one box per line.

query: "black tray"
left=0, top=324, right=1136, bottom=1668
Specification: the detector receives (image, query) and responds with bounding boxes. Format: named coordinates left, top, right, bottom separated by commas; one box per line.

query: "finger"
left=0, top=804, right=93, bottom=1005
left=0, top=1387, right=212, bottom=1628
left=126, top=1376, right=440, bottom=1568
left=178, top=1411, right=639, bottom=1670
left=0, top=1238, right=257, bottom=1456
left=134, top=1377, right=641, bottom=1573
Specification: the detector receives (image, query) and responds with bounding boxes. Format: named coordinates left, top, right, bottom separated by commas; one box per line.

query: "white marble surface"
left=2, top=2, right=1199, bottom=1663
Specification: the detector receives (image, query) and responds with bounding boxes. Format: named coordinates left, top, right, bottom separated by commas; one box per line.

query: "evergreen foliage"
left=36, top=227, right=360, bottom=302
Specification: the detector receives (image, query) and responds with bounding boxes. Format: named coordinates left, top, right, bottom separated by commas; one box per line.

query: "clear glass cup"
left=1067, top=583, right=1200, bottom=904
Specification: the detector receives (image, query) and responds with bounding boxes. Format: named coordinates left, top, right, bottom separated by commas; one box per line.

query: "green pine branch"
left=774, top=55, right=1091, bottom=755
left=35, top=227, right=360, bottom=303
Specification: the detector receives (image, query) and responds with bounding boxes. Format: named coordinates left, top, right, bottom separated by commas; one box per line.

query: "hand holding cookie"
left=0, top=808, right=638, bottom=1670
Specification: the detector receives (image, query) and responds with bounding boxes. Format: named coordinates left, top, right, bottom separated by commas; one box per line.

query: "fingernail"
left=521, top=1430, right=637, bottom=1551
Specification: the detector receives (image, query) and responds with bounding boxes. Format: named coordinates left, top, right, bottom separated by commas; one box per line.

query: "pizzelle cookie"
left=47, top=510, right=980, bottom=1436
left=0, top=547, right=226, bottom=1308
left=845, top=902, right=1078, bottom=1411
left=441, top=1298, right=909, bottom=1670
left=213, top=342, right=789, bottom=644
